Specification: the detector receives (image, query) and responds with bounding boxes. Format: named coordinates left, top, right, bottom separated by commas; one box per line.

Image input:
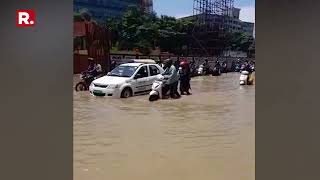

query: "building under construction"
left=189, top=0, right=235, bottom=56
left=140, top=0, right=153, bottom=13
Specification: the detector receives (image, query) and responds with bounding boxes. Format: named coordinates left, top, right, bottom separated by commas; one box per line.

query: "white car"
left=89, top=63, right=165, bottom=98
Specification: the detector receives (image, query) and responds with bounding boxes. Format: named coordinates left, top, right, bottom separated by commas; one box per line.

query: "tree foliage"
left=224, top=31, right=254, bottom=54
left=106, top=6, right=193, bottom=55
left=104, top=6, right=254, bottom=56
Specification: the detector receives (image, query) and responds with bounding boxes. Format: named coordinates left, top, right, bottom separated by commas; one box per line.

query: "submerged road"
left=74, top=72, right=255, bottom=180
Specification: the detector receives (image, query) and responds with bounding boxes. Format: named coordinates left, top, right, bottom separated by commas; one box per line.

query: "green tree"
left=109, top=5, right=158, bottom=54
left=105, top=6, right=196, bottom=55
left=106, top=18, right=122, bottom=48
left=157, top=16, right=193, bottom=55
left=224, top=31, right=254, bottom=56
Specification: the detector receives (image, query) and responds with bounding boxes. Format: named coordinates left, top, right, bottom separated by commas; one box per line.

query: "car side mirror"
left=107, top=72, right=111, bottom=75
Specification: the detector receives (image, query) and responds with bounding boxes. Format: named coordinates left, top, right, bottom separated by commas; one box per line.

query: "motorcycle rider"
left=249, top=60, right=255, bottom=72
left=242, top=60, right=254, bottom=83
left=242, top=61, right=251, bottom=71
left=162, top=59, right=180, bottom=99
left=203, top=58, right=210, bottom=74
left=189, top=59, right=196, bottom=77
left=235, top=58, right=241, bottom=71
left=84, top=58, right=102, bottom=77
left=110, top=60, right=116, bottom=71
left=222, top=60, right=227, bottom=73
left=214, top=60, right=221, bottom=70
left=82, top=58, right=100, bottom=84
left=179, top=60, right=191, bottom=95
left=84, top=58, right=98, bottom=75
left=173, top=59, right=181, bottom=98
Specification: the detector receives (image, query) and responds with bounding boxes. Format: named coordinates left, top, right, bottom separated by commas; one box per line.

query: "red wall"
left=73, top=54, right=89, bottom=74
left=74, top=53, right=108, bottom=74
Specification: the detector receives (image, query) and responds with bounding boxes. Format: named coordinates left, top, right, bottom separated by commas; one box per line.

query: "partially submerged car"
left=89, top=61, right=164, bottom=98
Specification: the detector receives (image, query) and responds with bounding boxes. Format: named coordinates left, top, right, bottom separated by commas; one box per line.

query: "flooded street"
left=74, top=73, right=255, bottom=180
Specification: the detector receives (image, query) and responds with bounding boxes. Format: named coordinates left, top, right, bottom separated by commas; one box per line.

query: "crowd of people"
left=158, top=58, right=255, bottom=99
left=81, top=57, right=254, bottom=97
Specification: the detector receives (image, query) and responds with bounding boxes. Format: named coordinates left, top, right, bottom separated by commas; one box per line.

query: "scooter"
left=212, top=66, right=221, bottom=76
left=239, top=71, right=254, bottom=85
left=197, top=64, right=204, bottom=76
left=149, top=74, right=167, bottom=101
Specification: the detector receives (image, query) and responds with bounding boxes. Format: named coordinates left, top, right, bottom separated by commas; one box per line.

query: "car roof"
left=131, top=59, right=156, bottom=64
left=118, top=59, right=156, bottom=64
left=120, top=63, right=160, bottom=67
left=120, top=63, right=143, bottom=67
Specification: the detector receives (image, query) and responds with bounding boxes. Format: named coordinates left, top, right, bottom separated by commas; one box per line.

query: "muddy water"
left=74, top=73, right=255, bottom=180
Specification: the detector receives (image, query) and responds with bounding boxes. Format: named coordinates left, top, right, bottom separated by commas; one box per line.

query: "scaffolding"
left=192, top=0, right=234, bottom=56
left=140, top=0, right=153, bottom=13
left=193, top=0, right=234, bottom=30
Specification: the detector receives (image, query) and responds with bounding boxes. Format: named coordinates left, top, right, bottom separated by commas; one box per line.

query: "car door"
left=148, top=64, right=162, bottom=89
left=133, top=65, right=150, bottom=94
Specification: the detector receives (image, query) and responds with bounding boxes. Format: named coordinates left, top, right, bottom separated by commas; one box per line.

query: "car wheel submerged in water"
left=121, top=87, right=133, bottom=98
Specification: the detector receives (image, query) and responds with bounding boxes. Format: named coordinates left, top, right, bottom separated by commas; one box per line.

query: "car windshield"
left=108, top=65, right=137, bottom=77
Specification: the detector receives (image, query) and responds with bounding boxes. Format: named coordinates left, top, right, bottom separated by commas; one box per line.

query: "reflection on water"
left=74, top=73, right=255, bottom=180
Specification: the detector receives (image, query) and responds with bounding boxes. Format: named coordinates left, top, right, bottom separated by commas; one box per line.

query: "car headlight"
left=108, top=84, right=119, bottom=89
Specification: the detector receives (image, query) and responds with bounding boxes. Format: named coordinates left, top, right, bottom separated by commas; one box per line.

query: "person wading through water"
left=179, top=59, right=191, bottom=95
left=161, top=59, right=180, bottom=99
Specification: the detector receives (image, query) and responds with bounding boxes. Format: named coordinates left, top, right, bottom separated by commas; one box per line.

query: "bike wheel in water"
left=75, top=82, right=87, bottom=91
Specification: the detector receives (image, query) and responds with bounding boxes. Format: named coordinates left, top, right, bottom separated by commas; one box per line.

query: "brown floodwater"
left=73, top=72, right=255, bottom=180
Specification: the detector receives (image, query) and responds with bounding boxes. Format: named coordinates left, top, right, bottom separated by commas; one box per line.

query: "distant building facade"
left=230, top=7, right=240, bottom=19
left=240, top=21, right=255, bottom=36
left=74, top=0, right=153, bottom=23
left=181, top=7, right=255, bottom=37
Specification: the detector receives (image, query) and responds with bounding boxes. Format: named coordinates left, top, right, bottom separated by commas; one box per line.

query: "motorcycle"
left=149, top=74, right=167, bottom=101
left=75, top=72, right=102, bottom=91
left=221, top=62, right=228, bottom=73
left=239, top=70, right=254, bottom=85
left=197, top=64, right=205, bottom=76
left=212, top=66, right=221, bottom=76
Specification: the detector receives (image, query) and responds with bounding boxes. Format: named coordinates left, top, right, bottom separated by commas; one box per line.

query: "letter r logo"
left=16, top=10, right=36, bottom=27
